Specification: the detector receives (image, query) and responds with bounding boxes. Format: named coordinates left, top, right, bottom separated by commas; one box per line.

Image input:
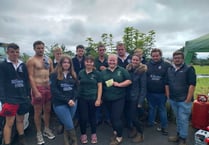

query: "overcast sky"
left=0, top=0, right=209, bottom=58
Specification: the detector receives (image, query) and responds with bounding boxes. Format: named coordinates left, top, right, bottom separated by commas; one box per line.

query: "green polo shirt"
left=78, top=69, right=102, bottom=100
left=101, top=66, right=131, bottom=101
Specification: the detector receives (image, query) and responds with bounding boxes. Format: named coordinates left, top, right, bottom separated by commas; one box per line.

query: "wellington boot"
left=64, top=130, right=70, bottom=145
left=68, top=129, right=78, bottom=145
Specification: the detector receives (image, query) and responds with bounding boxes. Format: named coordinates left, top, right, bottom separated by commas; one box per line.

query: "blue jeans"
left=53, top=102, right=77, bottom=130
left=169, top=99, right=192, bottom=139
left=147, top=93, right=168, bottom=128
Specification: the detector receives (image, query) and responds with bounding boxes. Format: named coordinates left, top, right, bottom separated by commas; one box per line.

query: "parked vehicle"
left=0, top=43, right=7, bottom=61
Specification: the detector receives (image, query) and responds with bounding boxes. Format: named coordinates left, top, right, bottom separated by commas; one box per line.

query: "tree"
left=85, top=33, right=115, bottom=57
left=85, top=27, right=156, bottom=58
left=45, top=43, right=75, bottom=60
left=20, top=53, right=30, bottom=63
left=123, top=27, right=155, bottom=57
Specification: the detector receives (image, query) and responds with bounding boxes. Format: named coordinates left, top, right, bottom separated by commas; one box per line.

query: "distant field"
left=194, top=78, right=209, bottom=99
left=193, top=65, right=209, bottom=74
left=193, top=65, right=209, bottom=99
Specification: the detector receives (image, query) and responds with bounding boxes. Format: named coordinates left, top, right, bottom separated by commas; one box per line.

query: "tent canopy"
left=184, top=33, right=209, bottom=64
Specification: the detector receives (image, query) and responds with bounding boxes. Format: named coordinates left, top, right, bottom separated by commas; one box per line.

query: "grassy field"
left=193, top=65, right=209, bottom=75
left=193, top=65, right=209, bottom=99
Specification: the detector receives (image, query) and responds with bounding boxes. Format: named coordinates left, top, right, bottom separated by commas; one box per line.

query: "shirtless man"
left=27, top=40, right=55, bottom=145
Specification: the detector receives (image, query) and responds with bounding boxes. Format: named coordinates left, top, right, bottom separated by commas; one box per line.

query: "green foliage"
left=85, top=27, right=156, bottom=57
left=85, top=47, right=97, bottom=57
left=20, top=53, right=30, bottom=63
left=86, top=33, right=115, bottom=55
left=123, top=27, right=155, bottom=57
left=45, top=43, right=74, bottom=60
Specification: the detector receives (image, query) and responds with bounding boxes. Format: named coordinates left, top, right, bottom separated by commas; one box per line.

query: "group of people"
left=0, top=41, right=196, bottom=145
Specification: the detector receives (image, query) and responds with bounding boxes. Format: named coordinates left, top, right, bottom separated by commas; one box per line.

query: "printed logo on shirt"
left=61, top=83, right=73, bottom=91
left=150, top=74, right=161, bottom=81
left=158, top=65, right=162, bottom=69
left=90, top=74, right=96, bottom=80
left=117, top=71, right=122, bottom=77
left=11, top=79, right=24, bottom=88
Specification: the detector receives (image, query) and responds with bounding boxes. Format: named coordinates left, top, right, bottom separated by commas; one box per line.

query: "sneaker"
left=157, top=127, right=168, bottom=135
left=80, top=134, right=88, bottom=144
left=37, top=132, right=45, bottom=145
left=156, top=127, right=162, bottom=131
left=43, top=128, right=55, bottom=140
left=91, top=134, right=98, bottom=144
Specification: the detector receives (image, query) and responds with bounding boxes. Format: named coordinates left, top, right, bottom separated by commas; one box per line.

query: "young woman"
left=126, top=54, right=147, bottom=143
left=78, top=56, right=102, bottom=144
left=50, top=55, right=78, bottom=145
left=102, top=54, right=132, bottom=145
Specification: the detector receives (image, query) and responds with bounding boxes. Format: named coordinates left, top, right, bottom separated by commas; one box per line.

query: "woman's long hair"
left=54, top=54, right=77, bottom=81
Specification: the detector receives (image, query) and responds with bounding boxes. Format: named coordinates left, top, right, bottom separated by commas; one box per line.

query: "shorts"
left=0, top=103, right=30, bottom=117
left=31, top=86, right=51, bottom=105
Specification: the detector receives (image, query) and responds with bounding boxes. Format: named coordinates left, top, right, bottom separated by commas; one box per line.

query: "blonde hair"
left=53, top=46, right=62, bottom=53
left=54, top=55, right=77, bottom=81
left=134, top=48, right=143, bottom=54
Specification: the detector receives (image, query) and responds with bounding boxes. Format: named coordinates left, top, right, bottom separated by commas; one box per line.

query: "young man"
left=94, top=44, right=110, bottom=126
left=52, top=46, right=63, bottom=68
left=166, top=51, right=196, bottom=145
left=94, top=44, right=108, bottom=71
left=72, top=44, right=85, bottom=128
left=116, top=42, right=131, bottom=68
left=72, top=45, right=85, bottom=75
left=0, top=43, right=30, bottom=145
left=52, top=46, right=64, bottom=134
left=146, top=48, right=171, bottom=135
left=27, top=41, right=55, bottom=145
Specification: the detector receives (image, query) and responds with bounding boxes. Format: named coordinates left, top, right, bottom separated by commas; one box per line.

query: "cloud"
left=0, top=0, right=209, bottom=58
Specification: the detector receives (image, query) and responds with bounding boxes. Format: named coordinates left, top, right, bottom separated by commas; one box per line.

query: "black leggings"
left=105, top=98, right=125, bottom=137
left=78, top=98, right=96, bottom=134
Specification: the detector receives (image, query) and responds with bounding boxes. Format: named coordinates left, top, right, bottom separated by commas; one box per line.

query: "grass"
left=193, top=65, right=209, bottom=75
left=194, top=78, right=209, bottom=99
left=193, top=65, right=209, bottom=99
